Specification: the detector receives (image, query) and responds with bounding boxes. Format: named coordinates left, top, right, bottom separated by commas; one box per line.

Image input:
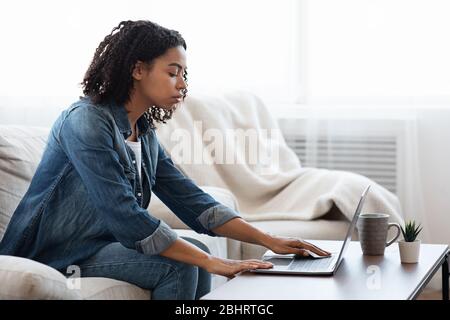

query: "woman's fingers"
left=298, top=240, right=331, bottom=256
left=218, top=258, right=275, bottom=278
left=295, top=249, right=310, bottom=256
left=246, top=261, right=273, bottom=269
left=238, top=260, right=273, bottom=273
left=247, top=259, right=273, bottom=265
left=304, top=240, right=331, bottom=255
left=213, top=258, right=273, bottom=278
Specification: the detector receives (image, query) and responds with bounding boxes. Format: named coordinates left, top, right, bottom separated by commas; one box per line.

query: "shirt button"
left=137, top=193, right=142, bottom=197
left=132, top=160, right=136, bottom=164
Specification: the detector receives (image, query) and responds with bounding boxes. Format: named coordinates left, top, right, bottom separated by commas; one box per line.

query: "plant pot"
left=398, top=240, right=421, bottom=263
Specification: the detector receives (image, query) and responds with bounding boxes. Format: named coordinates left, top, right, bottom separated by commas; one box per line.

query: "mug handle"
left=386, top=223, right=401, bottom=247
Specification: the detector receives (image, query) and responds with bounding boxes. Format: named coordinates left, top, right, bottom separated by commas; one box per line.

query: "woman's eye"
left=169, top=72, right=178, bottom=77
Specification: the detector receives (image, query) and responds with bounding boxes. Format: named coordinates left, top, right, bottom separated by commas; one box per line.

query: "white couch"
left=0, top=99, right=351, bottom=300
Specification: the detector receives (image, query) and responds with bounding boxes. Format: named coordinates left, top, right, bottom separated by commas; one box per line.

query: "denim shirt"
left=0, top=98, right=240, bottom=271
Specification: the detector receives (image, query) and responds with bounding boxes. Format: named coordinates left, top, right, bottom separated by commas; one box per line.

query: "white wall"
left=417, top=108, right=450, bottom=245
left=414, top=109, right=450, bottom=289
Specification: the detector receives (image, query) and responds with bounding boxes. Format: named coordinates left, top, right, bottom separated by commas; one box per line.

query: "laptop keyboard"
left=288, top=256, right=335, bottom=271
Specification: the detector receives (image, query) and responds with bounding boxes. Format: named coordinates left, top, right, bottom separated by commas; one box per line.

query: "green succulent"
left=401, top=220, right=422, bottom=242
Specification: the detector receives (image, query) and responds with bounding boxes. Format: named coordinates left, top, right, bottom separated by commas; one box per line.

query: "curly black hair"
left=81, top=20, right=187, bottom=128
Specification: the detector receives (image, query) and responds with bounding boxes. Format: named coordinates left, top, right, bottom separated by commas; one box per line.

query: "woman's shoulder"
left=64, top=97, right=110, bottom=118
left=58, top=97, right=116, bottom=130
left=54, top=97, right=116, bottom=140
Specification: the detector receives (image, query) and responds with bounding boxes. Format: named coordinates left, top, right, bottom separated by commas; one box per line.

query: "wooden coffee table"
left=202, top=240, right=449, bottom=300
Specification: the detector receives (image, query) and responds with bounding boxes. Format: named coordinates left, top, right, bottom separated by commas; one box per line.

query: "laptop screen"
left=333, top=185, right=371, bottom=267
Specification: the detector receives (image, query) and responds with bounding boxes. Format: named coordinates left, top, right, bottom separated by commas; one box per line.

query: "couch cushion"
left=239, top=219, right=351, bottom=260
left=77, top=277, right=150, bottom=300
left=0, top=255, right=81, bottom=300
left=0, top=125, right=50, bottom=241
left=0, top=256, right=150, bottom=300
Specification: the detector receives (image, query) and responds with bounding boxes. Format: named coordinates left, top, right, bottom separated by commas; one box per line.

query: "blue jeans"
left=73, top=237, right=212, bottom=300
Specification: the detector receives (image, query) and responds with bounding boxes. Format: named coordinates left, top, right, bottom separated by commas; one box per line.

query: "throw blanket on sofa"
left=155, top=91, right=404, bottom=224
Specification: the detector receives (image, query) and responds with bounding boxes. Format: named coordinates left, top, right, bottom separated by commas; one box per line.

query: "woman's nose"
left=176, top=75, right=187, bottom=90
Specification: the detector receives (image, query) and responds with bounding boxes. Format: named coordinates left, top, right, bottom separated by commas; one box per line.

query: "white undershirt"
left=125, top=139, right=142, bottom=182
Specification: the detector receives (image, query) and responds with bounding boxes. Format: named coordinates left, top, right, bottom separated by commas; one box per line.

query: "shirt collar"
left=108, top=101, right=151, bottom=139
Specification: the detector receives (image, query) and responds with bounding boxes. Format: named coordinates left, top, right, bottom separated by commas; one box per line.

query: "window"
left=0, top=0, right=297, bottom=104
left=1, top=0, right=448, bottom=107
left=303, top=0, right=450, bottom=105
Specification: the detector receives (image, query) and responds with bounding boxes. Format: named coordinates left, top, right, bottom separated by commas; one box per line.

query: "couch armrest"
left=0, top=255, right=81, bottom=300
left=148, top=186, right=239, bottom=230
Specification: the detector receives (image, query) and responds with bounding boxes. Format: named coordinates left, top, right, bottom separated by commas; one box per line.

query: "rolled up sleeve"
left=136, top=220, right=179, bottom=254
left=197, top=204, right=240, bottom=232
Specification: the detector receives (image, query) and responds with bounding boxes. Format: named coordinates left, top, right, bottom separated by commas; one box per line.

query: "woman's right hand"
left=203, top=256, right=273, bottom=279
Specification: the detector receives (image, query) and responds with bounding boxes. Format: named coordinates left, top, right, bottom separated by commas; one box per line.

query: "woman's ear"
left=131, top=61, right=146, bottom=80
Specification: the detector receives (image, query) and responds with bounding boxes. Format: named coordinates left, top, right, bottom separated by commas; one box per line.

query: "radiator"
left=283, top=134, right=398, bottom=194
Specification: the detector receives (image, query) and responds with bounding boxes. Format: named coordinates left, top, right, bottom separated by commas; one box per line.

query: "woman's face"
left=132, top=46, right=187, bottom=110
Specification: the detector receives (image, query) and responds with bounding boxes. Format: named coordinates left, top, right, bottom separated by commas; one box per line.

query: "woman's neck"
left=126, top=123, right=139, bottom=142
left=125, top=93, right=151, bottom=141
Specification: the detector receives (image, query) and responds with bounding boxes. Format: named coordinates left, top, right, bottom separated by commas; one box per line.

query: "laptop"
left=251, top=185, right=371, bottom=276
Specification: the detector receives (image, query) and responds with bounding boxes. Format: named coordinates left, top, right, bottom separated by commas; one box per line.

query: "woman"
left=0, top=20, right=330, bottom=300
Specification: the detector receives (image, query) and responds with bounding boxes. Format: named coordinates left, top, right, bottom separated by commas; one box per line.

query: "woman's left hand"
left=266, top=235, right=331, bottom=257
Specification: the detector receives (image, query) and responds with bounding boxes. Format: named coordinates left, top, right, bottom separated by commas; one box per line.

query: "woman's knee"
left=174, top=260, right=199, bottom=281
left=155, top=238, right=211, bottom=299
left=167, top=261, right=199, bottom=299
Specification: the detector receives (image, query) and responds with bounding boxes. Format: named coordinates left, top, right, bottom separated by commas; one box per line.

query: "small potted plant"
left=398, top=220, right=422, bottom=263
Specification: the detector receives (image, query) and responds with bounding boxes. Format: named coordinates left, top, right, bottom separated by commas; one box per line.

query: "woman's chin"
left=155, top=103, right=179, bottom=111
left=169, top=104, right=180, bottom=111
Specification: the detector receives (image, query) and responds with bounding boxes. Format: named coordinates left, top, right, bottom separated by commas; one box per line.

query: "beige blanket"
left=155, top=91, right=403, bottom=224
